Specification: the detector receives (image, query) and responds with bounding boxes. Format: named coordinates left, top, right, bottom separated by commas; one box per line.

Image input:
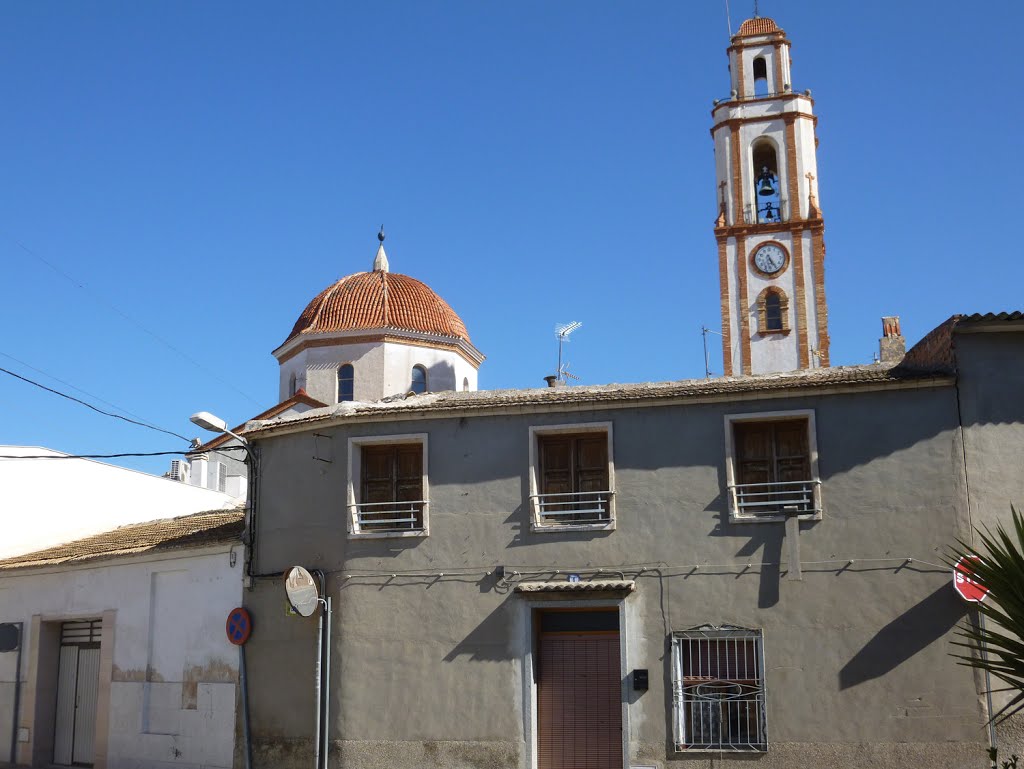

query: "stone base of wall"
left=636, top=740, right=987, bottom=768
left=247, top=737, right=999, bottom=769
left=249, top=738, right=519, bottom=769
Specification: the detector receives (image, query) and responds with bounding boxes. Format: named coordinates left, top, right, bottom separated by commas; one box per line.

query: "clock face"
left=753, top=244, right=786, bottom=275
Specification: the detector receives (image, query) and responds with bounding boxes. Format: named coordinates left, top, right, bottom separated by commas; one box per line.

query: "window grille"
left=671, top=626, right=767, bottom=752
left=61, top=620, right=102, bottom=645
left=218, top=462, right=227, bottom=493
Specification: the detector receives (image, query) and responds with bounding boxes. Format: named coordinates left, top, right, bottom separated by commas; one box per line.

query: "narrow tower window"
left=752, top=142, right=782, bottom=224
left=757, top=287, right=789, bottom=334
left=411, top=365, right=428, bottom=394
left=463, top=377, right=469, bottom=391
left=753, top=56, right=769, bottom=96
left=338, top=364, right=354, bottom=402
left=288, top=372, right=297, bottom=397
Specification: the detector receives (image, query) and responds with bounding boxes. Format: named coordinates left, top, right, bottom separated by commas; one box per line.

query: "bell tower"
left=712, top=16, right=829, bottom=376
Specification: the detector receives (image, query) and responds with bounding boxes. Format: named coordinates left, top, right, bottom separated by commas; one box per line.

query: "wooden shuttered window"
left=733, top=420, right=810, bottom=486
left=538, top=433, right=610, bottom=522
left=359, top=444, right=424, bottom=530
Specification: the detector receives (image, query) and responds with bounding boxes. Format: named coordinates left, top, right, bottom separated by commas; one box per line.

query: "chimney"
left=879, top=316, right=905, bottom=363
left=543, top=375, right=563, bottom=388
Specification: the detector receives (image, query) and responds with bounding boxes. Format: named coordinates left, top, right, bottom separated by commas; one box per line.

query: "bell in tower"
left=711, top=15, right=830, bottom=376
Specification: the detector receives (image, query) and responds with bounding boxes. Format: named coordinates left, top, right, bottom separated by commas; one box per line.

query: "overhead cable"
left=0, top=364, right=192, bottom=443
left=2, top=232, right=261, bottom=406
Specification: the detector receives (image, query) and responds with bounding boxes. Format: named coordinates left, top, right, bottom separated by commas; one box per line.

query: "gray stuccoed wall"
left=243, top=378, right=1003, bottom=769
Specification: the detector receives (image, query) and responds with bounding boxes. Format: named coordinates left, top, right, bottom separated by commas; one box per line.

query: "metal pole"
left=313, top=604, right=323, bottom=769
left=9, top=622, right=23, bottom=764
left=702, top=327, right=711, bottom=378
left=322, top=595, right=332, bottom=768
left=239, top=643, right=253, bottom=769
left=978, top=611, right=997, bottom=754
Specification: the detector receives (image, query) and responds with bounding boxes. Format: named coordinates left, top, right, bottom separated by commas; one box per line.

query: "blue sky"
left=1, top=1, right=1021, bottom=475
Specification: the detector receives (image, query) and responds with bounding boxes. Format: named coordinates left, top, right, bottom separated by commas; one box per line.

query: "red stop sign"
left=953, top=556, right=989, bottom=603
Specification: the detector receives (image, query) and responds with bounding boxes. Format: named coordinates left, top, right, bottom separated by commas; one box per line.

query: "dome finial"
left=373, top=225, right=390, bottom=273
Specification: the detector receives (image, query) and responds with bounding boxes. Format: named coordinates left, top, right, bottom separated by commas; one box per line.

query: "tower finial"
left=373, top=225, right=390, bottom=272
left=753, top=0, right=759, bottom=17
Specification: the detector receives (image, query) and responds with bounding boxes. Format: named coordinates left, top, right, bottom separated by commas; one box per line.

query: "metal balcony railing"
left=729, top=479, right=820, bottom=518
left=531, top=490, right=614, bottom=527
left=350, top=500, right=426, bottom=533
left=743, top=199, right=788, bottom=224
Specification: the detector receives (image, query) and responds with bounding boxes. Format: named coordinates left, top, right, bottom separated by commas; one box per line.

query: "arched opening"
left=751, top=141, right=782, bottom=224
left=411, top=365, right=427, bottom=394
left=753, top=56, right=769, bottom=96
left=757, top=287, right=789, bottom=334
left=288, top=372, right=297, bottom=397
left=462, top=377, right=469, bottom=392
left=337, top=364, right=354, bottom=402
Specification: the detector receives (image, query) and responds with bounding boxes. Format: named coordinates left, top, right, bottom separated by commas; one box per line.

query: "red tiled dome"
left=736, top=17, right=780, bottom=37
left=285, top=271, right=470, bottom=344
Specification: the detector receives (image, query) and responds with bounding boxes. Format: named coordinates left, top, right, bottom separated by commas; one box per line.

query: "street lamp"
left=190, top=411, right=248, bottom=445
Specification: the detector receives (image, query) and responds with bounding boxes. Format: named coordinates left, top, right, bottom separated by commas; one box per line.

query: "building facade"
left=0, top=510, right=244, bottom=769
left=234, top=313, right=1024, bottom=769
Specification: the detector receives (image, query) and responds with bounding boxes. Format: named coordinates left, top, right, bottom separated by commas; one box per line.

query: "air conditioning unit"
left=166, top=459, right=190, bottom=483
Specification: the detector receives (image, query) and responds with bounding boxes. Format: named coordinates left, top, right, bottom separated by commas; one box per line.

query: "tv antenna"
left=701, top=325, right=724, bottom=378
left=555, top=322, right=582, bottom=383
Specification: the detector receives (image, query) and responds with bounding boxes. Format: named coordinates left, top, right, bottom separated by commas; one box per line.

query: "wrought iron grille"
left=672, top=626, right=767, bottom=752
left=531, top=490, right=614, bottom=526
left=730, top=479, right=820, bottom=518
left=350, top=500, right=426, bottom=533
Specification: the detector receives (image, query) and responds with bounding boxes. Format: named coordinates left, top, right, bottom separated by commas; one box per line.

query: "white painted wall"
left=0, top=448, right=236, bottom=560
left=0, top=544, right=242, bottom=769
left=279, top=335, right=479, bottom=405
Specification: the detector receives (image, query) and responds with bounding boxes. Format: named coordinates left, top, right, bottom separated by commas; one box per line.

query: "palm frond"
left=951, top=506, right=1024, bottom=724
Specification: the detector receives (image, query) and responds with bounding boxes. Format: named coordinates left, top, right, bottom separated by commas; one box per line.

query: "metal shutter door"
left=53, top=645, right=78, bottom=765
left=538, top=634, right=622, bottom=769
left=72, top=647, right=101, bottom=765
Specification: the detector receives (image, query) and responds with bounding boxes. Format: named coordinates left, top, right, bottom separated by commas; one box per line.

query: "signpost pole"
left=978, top=611, right=997, bottom=753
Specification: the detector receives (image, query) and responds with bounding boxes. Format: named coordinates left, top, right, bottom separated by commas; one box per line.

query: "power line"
left=0, top=364, right=193, bottom=443
left=0, top=350, right=172, bottom=430
left=2, top=232, right=262, bottom=407
left=0, top=451, right=188, bottom=460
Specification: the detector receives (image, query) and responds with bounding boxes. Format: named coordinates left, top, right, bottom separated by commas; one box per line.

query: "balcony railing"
left=743, top=199, right=788, bottom=224
left=728, top=479, right=820, bottom=519
left=350, top=500, right=426, bottom=534
left=531, top=490, right=614, bottom=527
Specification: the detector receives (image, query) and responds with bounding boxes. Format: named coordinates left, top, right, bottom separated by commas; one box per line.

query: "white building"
left=0, top=447, right=237, bottom=560
left=0, top=509, right=244, bottom=769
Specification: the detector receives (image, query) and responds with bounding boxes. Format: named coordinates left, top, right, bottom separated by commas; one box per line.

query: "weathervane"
left=753, top=0, right=760, bottom=18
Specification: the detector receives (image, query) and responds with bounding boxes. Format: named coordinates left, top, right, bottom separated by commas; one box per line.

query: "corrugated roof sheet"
left=0, top=509, right=244, bottom=571
left=515, top=580, right=636, bottom=593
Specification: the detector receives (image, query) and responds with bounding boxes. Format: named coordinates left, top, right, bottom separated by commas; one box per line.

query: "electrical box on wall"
left=632, top=669, right=648, bottom=691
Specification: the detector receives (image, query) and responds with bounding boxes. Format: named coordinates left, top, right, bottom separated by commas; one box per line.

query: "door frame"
left=520, top=599, right=630, bottom=769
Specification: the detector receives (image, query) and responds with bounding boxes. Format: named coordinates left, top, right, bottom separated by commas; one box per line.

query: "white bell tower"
left=712, top=16, right=830, bottom=376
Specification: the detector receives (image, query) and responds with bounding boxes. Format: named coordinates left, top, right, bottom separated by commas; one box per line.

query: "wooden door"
left=537, top=611, right=622, bottom=769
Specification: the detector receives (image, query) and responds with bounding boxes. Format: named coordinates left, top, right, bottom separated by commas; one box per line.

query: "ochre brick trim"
left=735, top=50, right=746, bottom=99
left=809, top=227, right=830, bottom=367
left=792, top=233, right=809, bottom=368
left=718, top=238, right=733, bottom=376
left=736, top=234, right=751, bottom=374
left=773, top=44, right=785, bottom=92
left=730, top=125, right=744, bottom=226
left=784, top=118, right=801, bottom=221
left=711, top=109, right=818, bottom=133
